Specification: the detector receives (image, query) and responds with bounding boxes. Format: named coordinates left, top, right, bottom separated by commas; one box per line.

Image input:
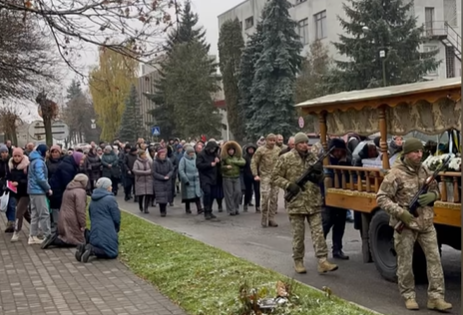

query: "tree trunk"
left=43, top=117, right=53, bottom=147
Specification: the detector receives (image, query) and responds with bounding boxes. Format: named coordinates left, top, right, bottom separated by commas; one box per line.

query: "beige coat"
left=57, top=181, right=87, bottom=245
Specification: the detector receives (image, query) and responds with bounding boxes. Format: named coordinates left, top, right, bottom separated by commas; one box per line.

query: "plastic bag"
left=0, top=190, right=10, bottom=213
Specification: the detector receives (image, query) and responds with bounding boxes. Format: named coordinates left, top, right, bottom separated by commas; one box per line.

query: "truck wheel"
left=369, top=209, right=397, bottom=282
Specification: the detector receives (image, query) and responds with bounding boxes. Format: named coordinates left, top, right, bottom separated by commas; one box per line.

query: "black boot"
left=143, top=196, right=150, bottom=214
left=333, top=250, right=349, bottom=260
left=138, top=196, right=144, bottom=212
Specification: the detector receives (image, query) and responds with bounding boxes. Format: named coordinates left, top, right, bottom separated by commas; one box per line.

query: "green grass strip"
left=112, top=210, right=381, bottom=315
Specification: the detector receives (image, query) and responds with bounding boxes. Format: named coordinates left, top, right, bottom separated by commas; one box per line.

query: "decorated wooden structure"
left=295, top=77, right=461, bottom=282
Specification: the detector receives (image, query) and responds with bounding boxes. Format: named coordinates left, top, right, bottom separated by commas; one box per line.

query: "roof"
left=295, top=77, right=461, bottom=110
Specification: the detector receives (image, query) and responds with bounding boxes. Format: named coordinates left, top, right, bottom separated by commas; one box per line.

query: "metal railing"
left=424, top=20, right=461, bottom=54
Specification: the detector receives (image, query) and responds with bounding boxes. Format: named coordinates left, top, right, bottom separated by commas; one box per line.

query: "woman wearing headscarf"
left=75, top=177, right=120, bottom=263
left=46, top=145, right=63, bottom=179
left=132, top=150, right=153, bottom=213
left=49, top=151, right=85, bottom=235
left=178, top=146, right=203, bottom=214
left=101, top=145, right=121, bottom=196
left=152, top=148, right=173, bottom=217
left=8, top=148, right=31, bottom=242
left=41, top=174, right=88, bottom=249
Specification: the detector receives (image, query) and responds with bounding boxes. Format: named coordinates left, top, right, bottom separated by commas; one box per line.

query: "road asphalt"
left=116, top=192, right=461, bottom=315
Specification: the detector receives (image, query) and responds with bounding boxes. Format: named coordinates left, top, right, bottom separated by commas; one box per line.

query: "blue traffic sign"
left=151, top=126, right=161, bottom=136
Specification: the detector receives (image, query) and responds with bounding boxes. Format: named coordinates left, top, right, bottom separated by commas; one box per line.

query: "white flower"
left=448, top=158, right=461, bottom=171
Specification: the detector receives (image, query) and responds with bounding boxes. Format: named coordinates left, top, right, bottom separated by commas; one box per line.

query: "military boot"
left=427, top=299, right=452, bottom=311
left=268, top=220, right=278, bottom=227
left=294, top=260, right=307, bottom=274
left=261, top=216, right=268, bottom=228
left=317, top=258, right=338, bottom=273
left=404, top=299, right=419, bottom=310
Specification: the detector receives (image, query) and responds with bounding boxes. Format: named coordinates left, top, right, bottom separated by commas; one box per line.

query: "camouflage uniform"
left=271, top=150, right=328, bottom=261
left=251, top=144, right=280, bottom=226
left=376, top=158, right=445, bottom=302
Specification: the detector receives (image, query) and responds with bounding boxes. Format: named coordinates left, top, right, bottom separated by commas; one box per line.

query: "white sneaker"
left=28, top=236, right=43, bottom=245
left=11, top=232, right=19, bottom=242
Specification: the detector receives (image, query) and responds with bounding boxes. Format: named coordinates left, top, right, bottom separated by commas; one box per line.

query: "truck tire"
left=369, top=209, right=397, bottom=282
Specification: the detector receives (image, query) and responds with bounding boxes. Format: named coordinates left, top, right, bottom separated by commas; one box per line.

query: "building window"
left=297, top=18, right=309, bottom=45
left=314, top=10, right=327, bottom=39
left=239, top=20, right=243, bottom=30
left=245, top=16, right=254, bottom=30
left=295, top=0, right=307, bottom=4
left=445, top=46, right=456, bottom=78
left=423, top=45, right=438, bottom=75
left=424, top=7, right=435, bottom=36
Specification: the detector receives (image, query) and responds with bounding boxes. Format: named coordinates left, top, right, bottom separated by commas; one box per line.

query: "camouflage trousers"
left=289, top=213, right=328, bottom=261
left=394, top=226, right=444, bottom=300
left=260, top=176, right=278, bottom=224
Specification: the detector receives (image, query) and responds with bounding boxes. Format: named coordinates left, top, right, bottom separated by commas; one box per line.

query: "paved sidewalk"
left=0, top=216, right=187, bottom=315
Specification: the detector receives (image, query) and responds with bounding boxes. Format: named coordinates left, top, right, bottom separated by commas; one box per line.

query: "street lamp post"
left=362, top=25, right=389, bottom=87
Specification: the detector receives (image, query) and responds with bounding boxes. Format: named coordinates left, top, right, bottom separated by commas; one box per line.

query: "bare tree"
left=0, top=0, right=180, bottom=73
left=36, top=91, right=59, bottom=146
left=0, top=101, right=30, bottom=145
left=0, top=8, right=59, bottom=99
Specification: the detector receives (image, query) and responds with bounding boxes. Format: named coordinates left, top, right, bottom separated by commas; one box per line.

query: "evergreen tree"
left=238, top=19, right=265, bottom=139
left=218, top=18, right=245, bottom=142
left=146, top=0, right=212, bottom=139
left=118, top=84, right=143, bottom=143
left=332, top=0, right=440, bottom=91
left=66, top=78, right=82, bottom=101
left=245, top=0, right=303, bottom=139
left=162, top=40, right=222, bottom=139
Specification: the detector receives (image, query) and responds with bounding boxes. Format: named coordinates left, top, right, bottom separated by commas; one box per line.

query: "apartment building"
left=218, top=0, right=461, bottom=80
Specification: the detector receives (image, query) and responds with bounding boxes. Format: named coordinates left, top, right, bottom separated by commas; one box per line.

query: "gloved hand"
left=418, top=192, right=437, bottom=207
left=398, top=210, right=413, bottom=225
left=312, top=163, right=324, bottom=173
left=287, top=182, right=301, bottom=196
left=185, top=182, right=190, bottom=186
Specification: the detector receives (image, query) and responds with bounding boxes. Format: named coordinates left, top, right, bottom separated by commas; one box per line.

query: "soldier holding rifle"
left=376, top=138, right=451, bottom=312
left=272, top=132, right=338, bottom=275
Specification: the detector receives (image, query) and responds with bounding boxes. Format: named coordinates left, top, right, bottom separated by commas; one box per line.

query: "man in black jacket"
left=196, top=141, right=219, bottom=220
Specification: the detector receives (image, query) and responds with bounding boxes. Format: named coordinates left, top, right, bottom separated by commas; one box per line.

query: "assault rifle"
left=284, top=147, right=334, bottom=203
left=394, top=155, right=452, bottom=234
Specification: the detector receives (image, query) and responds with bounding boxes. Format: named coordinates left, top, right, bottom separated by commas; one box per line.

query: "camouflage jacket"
left=271, top=150, right=323, bottom=215
left=251, top=145, right=281, bottom=178
left=376, top=158, right=440, bottom=231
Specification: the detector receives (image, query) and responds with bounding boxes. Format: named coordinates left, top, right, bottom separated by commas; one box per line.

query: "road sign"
left=151, top=126, right=160, bottom=136
left=28, top=120, right=70, bottom=141
left=298, top=116, right=304, bottom=129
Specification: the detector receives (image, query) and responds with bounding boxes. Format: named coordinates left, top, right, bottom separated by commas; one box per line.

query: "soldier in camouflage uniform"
left=376, top=138, right=451, bottom=312
left=272, top=132, right=338, bottom=274
left=251, top=133, right=281, bottom=227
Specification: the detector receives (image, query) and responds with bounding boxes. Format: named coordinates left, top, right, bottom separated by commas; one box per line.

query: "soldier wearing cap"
left=272, top=132, right=338, bottom=274
left=376, top=138, right=451, bottom=311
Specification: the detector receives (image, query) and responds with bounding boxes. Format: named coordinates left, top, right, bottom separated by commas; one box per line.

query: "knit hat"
left=72, top=151, right=85, bottom=165
left=73, top=173, right=89, bottom=187
left=130, top=147, right=138, bottom=153
left=329, top=138, right=346, bottom=150
left=104, top=145, right=112, bottom=152
left=138, top=150, right=146, bottom=157
left=294, top=132, right=309, bottom=145
left=0, top=144, right=8, bottom=153
left=36, top=144, right=48, bottom=157
left=158, top=148, right=166, bottom=155
left=403, top=138, right=423, bottom=155
left=96, top=177, right=112, bottom=189
left=266, top=133, right=276, bottom=140
left=50, top=145, right=61, bottom=153
left=185, top=146, right=194, bottom=154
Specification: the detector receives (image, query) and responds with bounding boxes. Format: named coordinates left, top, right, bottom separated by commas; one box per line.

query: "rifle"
left=284, top=147, right=334, bottom=203
left=394, top=155, right=452, bottom=234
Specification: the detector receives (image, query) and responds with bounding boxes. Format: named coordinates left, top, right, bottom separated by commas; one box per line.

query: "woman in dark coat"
left=152, top=148, right=173, bottom=217
left=100, top=146, right=121, bottom=196
left=46, top=145, right=63, bottom=179
left=49, top=151, right=85, bottom=233
left=76, top=177, right=120, bottom=263
left=132, top=151, right=153, bottom=213
left=84, top=147, right=102, bottom=193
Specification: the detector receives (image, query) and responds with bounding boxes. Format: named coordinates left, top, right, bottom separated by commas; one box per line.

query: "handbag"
left=0, top=190, right=10, bottom=213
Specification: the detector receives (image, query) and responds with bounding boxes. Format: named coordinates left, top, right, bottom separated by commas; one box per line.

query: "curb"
left=119, top=207, right=386, bottom=315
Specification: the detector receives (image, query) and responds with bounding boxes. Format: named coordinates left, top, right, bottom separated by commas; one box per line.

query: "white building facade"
left=218, top=0, right=461, bottom=80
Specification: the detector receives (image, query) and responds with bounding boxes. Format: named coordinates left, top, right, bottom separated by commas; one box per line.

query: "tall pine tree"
left=245, top=0, right=303, bottom=139
left=238, top=18, right=265, bottom=140
left=146, top=1, right=211, bottom=139
left=163, top=40, right=222, bottom=139
left=332, top=0, right=440, bottom=90
left=218, top=18, right=245, bottom=142
left=118, top=84, right=143, bottom=143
